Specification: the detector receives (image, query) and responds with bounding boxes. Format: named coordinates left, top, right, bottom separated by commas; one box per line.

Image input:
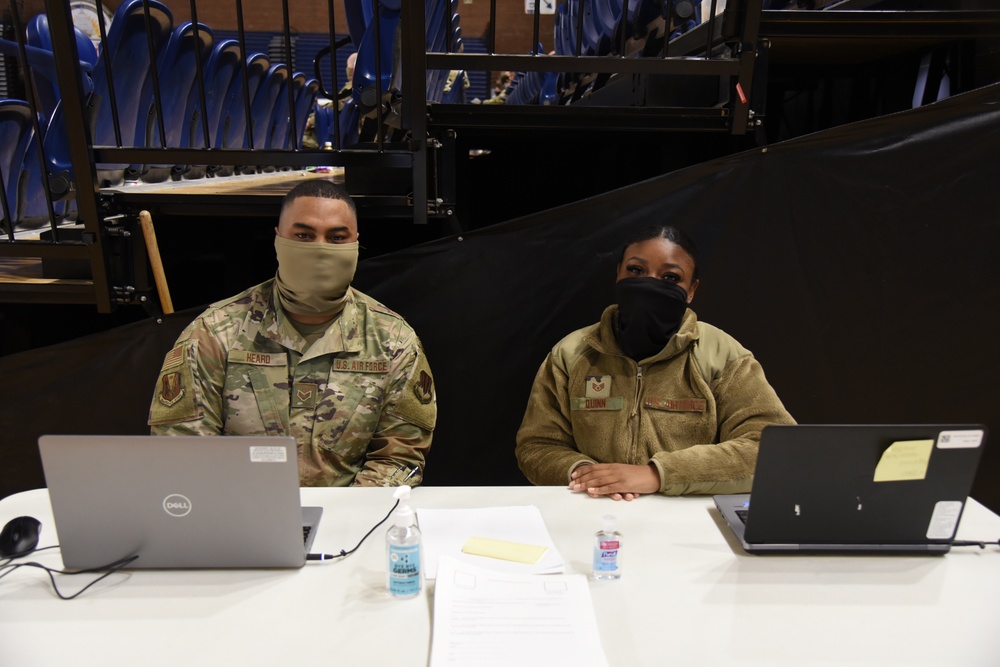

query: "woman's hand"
left=569, top=463, right=661, bottom=500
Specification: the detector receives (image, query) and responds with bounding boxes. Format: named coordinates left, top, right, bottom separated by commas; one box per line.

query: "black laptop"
left=714, top=424, right=985, bottom=554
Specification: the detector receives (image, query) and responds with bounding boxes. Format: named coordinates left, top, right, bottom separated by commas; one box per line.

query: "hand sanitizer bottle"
left=592, top=514, right=622, bottom=580
left=386, top=485, right=422, bottom=598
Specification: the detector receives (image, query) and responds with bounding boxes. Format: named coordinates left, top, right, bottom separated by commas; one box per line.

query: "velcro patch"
left=291, top=381, right=319, bottom=409
left=228, top=350, right=287, bottom=366
left=645, top=397, right=707, bottom=412
left=570, top=396, right=624, bottom=411
left=334, top=357, right=389, bottom=373
left=584, top=374, right=611, bottom=399
left=161, top=344, right=185, bottom=371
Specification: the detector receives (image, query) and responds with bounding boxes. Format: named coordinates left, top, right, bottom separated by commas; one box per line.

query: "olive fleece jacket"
left=515, top=306, right=795, bottom=495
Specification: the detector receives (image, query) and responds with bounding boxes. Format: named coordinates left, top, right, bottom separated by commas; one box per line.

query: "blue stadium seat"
left=218, top=52, right=270, bottom=151
left=87, top=0, right=173, bottom=181
left=25, top=15, right=98, bottom=123
left=249, top=63, right=288, bottom=150
left=137, top=21, right=214, bottom=181
left=353, top=0, right=400, bottom=114
left=293, top=78, right=321, bottom=149
left=181, top=39, right=241, bottom=151
left=0, top=100, right=35, bottom=229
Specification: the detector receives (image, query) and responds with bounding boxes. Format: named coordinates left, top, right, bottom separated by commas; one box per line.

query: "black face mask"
left=614, top=277, right=689, bottom=361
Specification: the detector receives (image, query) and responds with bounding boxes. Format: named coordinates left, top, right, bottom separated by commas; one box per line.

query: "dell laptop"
left=714, top=424, right=985, bottom=554
left=38, top=435, right=322, bottom=569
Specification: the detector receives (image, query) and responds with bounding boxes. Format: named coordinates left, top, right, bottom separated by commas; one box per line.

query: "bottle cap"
left=602, top=514, right=617, bottom=532
left=393, top=485, right=415, bottom=527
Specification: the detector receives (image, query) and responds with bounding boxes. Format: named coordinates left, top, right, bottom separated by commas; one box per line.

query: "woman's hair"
left=618, top=225, right=700, bottom=280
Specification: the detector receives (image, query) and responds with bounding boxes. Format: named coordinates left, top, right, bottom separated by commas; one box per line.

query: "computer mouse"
left=0, top=515, right=41, bottom=558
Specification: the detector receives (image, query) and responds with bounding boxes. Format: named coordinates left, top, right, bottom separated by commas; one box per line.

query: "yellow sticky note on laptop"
left=461, top=537, right=549, bottom=564
left=873, top=439, right=934, bottom=482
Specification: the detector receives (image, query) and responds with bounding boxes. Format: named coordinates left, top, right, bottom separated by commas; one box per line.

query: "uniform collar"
left=585, top=304, right=700, bottom=364
left=251, top=281, right=364, bottom=356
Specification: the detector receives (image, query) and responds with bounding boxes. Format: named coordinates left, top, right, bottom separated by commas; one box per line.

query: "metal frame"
left=4, top=1, right=992, bottom=311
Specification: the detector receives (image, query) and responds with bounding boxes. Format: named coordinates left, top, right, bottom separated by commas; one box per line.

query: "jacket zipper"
left=630, top=365, right=644, bottom=464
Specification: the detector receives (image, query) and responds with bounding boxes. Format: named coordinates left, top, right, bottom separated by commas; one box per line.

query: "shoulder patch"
left=386, top=348, right=436, bottom=431
left=148, top=341, right=203, bottom=426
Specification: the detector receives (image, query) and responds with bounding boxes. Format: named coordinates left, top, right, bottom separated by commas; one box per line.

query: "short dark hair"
left=282, top=179, right=357, bottom=219
left=619, top=225, right=700, bottom=280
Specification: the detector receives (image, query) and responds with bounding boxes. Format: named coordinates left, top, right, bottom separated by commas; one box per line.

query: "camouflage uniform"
left=149, top=280, right=435, bottom=487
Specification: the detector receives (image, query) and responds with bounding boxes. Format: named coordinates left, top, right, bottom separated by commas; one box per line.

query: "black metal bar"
left=730, top=0, right=763, bottom=135
left=327, top=0, right=341, bottom=149
left=281, top=0, right=299, bottom=149
left=427, top=103, right=730, bottom=131
left=8, top=0, right=59, bottom=237
left=0, top=159, right=11, bottom=241
left=532, top=0, right=541, bottom=55
left=189, top=0, right=212, bottom=149
left=235, top=0, right=255, bottom=150
left=0, top=284, right=98, bottom=305
left=575, top=0, right=585, bottom=57
left=42, top=0, right=111, bottom=310
left=400, top=0, right=428, bottom=224
left=489, top=0, right=497, bottom=54
left=618, top=0, right=627, bottom=55
left=0, top=240, right=95, bottom=258
left=370, top=0, right=384, bottom=151
left=141, top=0, right=168, bottom=149
left=92, top=147, right=415, bottom=168
left=663, top=0, right=675, bottom=57
left=426, top=53, right=742, bottom=75
left=706, top=0, right=719, bottom=57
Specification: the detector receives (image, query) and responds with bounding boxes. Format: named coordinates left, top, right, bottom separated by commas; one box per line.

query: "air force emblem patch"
left=158, top=372, right=185, bottom=407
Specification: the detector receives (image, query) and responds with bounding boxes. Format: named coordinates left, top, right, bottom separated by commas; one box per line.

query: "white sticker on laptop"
left=936, top=430, right=984, bottom=449
left=926, top=500, right=964, bottom=540
left=249, top=446, right=288, bottom=463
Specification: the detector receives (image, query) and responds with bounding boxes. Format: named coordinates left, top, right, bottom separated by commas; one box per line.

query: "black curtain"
left=3, top=82, right=998, bottom=512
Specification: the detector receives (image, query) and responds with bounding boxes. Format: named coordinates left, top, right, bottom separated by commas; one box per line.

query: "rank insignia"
left=158, top=372, right=185, bottom=407
left=585, top=375, right=611, bottom=399
left=292, top=382, right=319, bottom=409
left=413, top=370, right=434, bottom=404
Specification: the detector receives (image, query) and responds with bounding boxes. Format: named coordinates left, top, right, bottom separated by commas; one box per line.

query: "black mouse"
left=0, top=515, right=41, bottom=558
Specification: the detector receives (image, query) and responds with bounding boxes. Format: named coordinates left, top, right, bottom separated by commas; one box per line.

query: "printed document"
left=429, top=556, right=610, bottom=667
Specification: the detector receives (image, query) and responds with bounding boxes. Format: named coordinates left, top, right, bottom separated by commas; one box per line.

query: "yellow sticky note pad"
left=461, top=537, right=549, bottom=564
left=873, top=439, right=934, bottom=482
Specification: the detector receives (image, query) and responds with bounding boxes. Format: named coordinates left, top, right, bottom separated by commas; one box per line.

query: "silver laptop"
left=38, top=435, right=322, bottom=569
left=714, top=424, right=985, bottom=554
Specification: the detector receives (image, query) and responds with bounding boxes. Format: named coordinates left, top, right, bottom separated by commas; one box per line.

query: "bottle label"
left=593, top=539, right=620, bottom=572
left=388, top=543, right=421, bottom=596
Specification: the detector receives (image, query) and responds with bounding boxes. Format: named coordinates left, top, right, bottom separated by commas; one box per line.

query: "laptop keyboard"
left=735, top=509, right=749, bottom=524
left=302, top=525, right=312, bottom=545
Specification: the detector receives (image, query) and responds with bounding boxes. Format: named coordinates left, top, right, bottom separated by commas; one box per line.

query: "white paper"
left=430, top=556, right=610, bottom=667
left=417, top=506, right=564, bottom=579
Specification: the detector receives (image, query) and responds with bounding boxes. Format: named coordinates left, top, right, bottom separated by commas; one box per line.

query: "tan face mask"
left=274, top=236, right=359, bottom=318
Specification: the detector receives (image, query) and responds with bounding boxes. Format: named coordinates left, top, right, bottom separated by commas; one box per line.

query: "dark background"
left=1, top=81, right=998, bottom=514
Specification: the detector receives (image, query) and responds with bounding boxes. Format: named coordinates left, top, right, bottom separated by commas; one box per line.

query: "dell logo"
left=163, top=494, right=192, bottom=517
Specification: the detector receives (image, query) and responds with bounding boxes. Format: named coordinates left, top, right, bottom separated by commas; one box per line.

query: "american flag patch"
left=161, top=345, right=185, bottom=371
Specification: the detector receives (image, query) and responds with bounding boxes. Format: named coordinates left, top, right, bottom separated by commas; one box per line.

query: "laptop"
left=714, top=424, right=986, bottom=554
left=38, top=435, right=322, bottom=569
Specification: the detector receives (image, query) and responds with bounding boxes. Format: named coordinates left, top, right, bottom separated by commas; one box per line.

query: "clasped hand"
left=569, top=463, right=660, bottom=501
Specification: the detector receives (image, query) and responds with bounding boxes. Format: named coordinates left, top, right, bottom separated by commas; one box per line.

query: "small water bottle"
left=386, top=485, right=422, bottom=598
left=592, top=514, right=622, bottom=580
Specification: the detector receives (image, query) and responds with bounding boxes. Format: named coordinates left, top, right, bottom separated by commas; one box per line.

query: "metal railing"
left=0, top=0, right=764, bottom=312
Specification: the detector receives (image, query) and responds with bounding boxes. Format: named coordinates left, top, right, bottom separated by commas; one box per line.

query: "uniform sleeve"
left=352, top=333, right=435, bottom=487
left=648, top=354, right=795, bottom=495
left=148, top=318, right=227, bottom=437
left=515, top=354, right=595, bottom=486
